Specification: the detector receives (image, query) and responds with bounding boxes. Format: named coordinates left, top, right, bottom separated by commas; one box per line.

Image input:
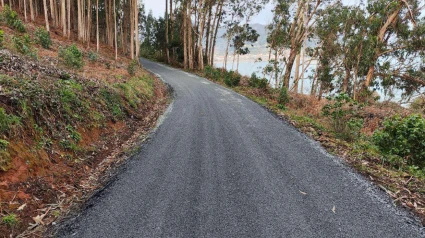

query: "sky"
left=142, top=0, right=274, bottom=25
left=142, top=0, right=364, bottom=25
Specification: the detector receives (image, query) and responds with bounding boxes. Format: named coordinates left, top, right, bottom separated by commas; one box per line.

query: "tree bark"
left=165, top=0, right=170, bottom=63
left=43, top=0, right=49, bottom=31
left=61, top=0, right=66, bottom=36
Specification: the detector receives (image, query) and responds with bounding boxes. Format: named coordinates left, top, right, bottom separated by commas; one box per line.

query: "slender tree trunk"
left=283, top=50, right=297, bottom=89
left=114, top=0, right=117, bottom=60
left=29, top=0, right=34, bottom=21
left=61, top=0, right=66, bottom=36
left=293, top=52, right=301, bottom=92
left=96, top=0, right=99, bottom=51
left=130, top=0, right=134, bottom=59
left=23, top=0, right=27, bottom=22
left=342, top=67, right=350, bottom=93
left=135, top=0, right=140, bottom=58
left=165, top=0, right=170, bottom=63
left=183, top=1, right=188, bottom=69
left=42, top=0, right=49, bottom=31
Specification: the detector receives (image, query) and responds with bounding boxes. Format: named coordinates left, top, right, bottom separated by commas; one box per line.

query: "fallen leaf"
left=332, top=206, right=336, bottom=214
left=17, top=203, right=27, bottom=211
left=32, top=214, right=46, bottom=225
left=299, top=190, right=307, bottom=195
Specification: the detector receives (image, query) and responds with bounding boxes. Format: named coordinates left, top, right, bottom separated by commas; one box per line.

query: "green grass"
left=2, top=214, right=18, bottom=227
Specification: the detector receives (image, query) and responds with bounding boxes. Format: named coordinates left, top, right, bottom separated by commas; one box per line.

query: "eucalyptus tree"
left=231, top=24, right=260, bottom=72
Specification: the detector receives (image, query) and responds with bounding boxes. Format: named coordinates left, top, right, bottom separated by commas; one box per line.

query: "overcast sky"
left=142, top=0, right=364, bottom=25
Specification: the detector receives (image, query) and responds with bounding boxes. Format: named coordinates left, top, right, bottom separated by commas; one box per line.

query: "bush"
left=59, top=44, right=84, bottom=69
left=204, top=65, right=214, bottom=78
left=373, top=114, right=425, bottom=168
left=224, top=70, right=241, bottom=87
left=0, top=30, right=4, bottom=48
left=322, top=93, right=364, bottom=141
left=34, top=27, right=52, bottom=49
left=0, top=139, right=9, bottom=151
left=0, top=107, right=21, bottom=135
left=2, top=213, right=18, bottom=227
left=249, top=73, right=268, bottom=89
left=127, top=60, right=139, bottom=76
left=12, top=34, right=36, bottom=58
left=1, top=6, right=26, bottom=32
left=278, top=87, right=290, bottom=105
left=88, top=50, right=98, bottom=62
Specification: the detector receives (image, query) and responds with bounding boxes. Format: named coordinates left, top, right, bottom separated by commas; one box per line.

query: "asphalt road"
left=57, top=58, right=424, bottom=237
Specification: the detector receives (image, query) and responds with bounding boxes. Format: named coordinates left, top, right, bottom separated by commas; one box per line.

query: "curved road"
left=58, top=58, right=424, bottom=237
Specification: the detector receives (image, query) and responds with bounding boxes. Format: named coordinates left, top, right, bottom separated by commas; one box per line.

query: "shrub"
left=12, top=34, right=37, bottom=58
left=1, top=6, right=26, bottom=32
left=204, top=65, right=214, bottom=78
left=59, top=44, right=84, bottom=69
left=0, top=107, right=21, bottom=135
left=0, top=30, right=4, bottom=48
left=322, top=93, right=364, bottom=141
left=278, top=87, right=290, bottom=105
left=34, top=27, right=52, bottom=49
left=2, top=213, right=18, bottom=227
left=127, top=60, right=139, bottom=76
left=373, top=114, right=425, bottom=168
left=0, top=139, right=9, bottom=151
left=88, top=50, right=98, bottom=62
left=224, top=70, right=241, bottom=87
left=211, top=69, right=222, bottom=81
left=249, top=73, right=268, bottom=89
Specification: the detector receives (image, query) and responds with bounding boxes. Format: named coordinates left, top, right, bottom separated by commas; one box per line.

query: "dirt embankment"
left=0, top=21, right=169, bottom=237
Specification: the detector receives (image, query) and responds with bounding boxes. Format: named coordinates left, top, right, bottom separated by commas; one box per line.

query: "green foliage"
left=2, top=213, right=18, bottom=227
left=65, top=125, right=82, bottom=143
left=249, top=73, right=268, bottom=89
left=12, top=34, right=37, bottom=58
left=59, top=44, right=84, bottom=69
left=0, top=139, right=9, bottom=151
left=0, top=107, right=21, bottom=135
left=204, top=66, right=222, bottom=81
left=1, top=6, right=26, bottom=32
left=373, top=114, right=425, bottom=169
left=278, top=87, right=289, bottom=105
left=0, top=30, right=4, bottom=48
left=204, top=65, right=214, bottom=78
left=88, top=50, right=99, bottom=62
left=100, top=89, right=124, bottom=119
left=34, top=27, right=52, bottom=49
left=127, top=60, right=139, bottom=76
left=322, top=93, right=364, bottom=141
left=224, top=70, right=241, bottom=87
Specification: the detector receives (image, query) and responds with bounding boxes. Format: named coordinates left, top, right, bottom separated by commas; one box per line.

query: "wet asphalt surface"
left=56, top=58, right=424, bottom=237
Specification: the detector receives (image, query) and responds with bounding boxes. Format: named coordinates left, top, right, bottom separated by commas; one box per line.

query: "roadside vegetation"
left=0, top=5, right=167, bottom=237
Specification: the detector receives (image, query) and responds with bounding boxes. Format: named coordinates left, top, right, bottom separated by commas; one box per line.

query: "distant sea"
left=214, top=59, right=412, bottom=103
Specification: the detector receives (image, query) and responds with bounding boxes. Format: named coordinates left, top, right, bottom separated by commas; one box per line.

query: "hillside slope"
left=0, top=7, right=168, bottom=237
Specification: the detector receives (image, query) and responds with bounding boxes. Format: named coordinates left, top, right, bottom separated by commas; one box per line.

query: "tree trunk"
left=130, top=0, right=134, bottom=59
left=292, top=52, right=301, bottom=93
left=23, top=0, right=27, bottom=22
left=29, top=0, right=34, bottom=21
left=61, top=0, right=66, bottom=36
left=96, top=0, right=99, bottom=51
left=183, top=1, right=188, bottom=69
left=364, top=4, right=402, bottom=87
left=42, top=0, right=49, bottom=31
left=67, top=0, right=71, bottom=38
left=135, top=0, right=139, bottom=58
left=114, top=0, right=117, bottom=60
left=342, top=67, right=350, bottom=93
left=283, top=49, right=297, bottom=89
left=165, top=0, right=170, bottom=63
